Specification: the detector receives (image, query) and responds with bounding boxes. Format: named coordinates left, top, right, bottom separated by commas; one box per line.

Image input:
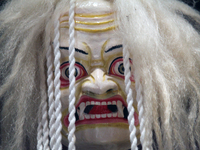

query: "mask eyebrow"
left=59, top=46, right=88, bottom=55
left=105, top=45, right=123, bottom=53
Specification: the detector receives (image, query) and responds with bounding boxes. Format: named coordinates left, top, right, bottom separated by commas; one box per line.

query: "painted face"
left=59, top=1, right=139, bottom=149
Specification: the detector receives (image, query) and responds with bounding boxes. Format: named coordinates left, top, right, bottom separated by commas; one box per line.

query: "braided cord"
left=44, top=24, right=56, bottom=150
left=46, top=15, right=62, bottom=150
left=135, top=72, right=147, bottom=149
left=47, top=24, right=56, bottom=150
left=123, top=44, right=138, bottom=150
left=52, top=15, right=63, bottom=150
left=37, top=24, right=52, bottom=150
left=37, top=114, right=43, bottom=150
left=37, top=75, right=50, bottom=150
left=47, top=46, right=56, bottom=149
left=68, top=0, right=76, bottom=150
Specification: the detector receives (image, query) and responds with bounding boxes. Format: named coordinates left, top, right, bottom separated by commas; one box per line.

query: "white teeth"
left=80, top=102, right=85, bottom=113
left=107, top=114, right=112, bottom=118
left=113, top=113, right=117, bottom=117
left=112, top=101, right=116, bottom=105
left=118, top=112, right=123, bottom=118
left=79, top=102, right=85, bottom=119
left=96, top=101, right=100, bottom=105
left=80, top=115, right=84, bottom=120
left=85, top=115, right=90, bottom=119
left=117, top=101, right=122, bottom=107
left=102, top=102, right=106, bottom=105
left=86, top=101, right=90, bottom=106
left=117, top=101, right=124, bottom=118
left=77, top=100, right=125, bottom=120
left=101, top=114, right=106, bottom=118
left=96, top=114, right=101, bottom=118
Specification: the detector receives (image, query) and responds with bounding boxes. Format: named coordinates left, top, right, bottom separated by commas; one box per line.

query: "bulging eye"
left=118, top=63, right=125, bottom=75
left=60, top=62, right=88, bottom=88
left=109, top=57, right=134, bottom=82
left=64, top=68, right=78, bottom=78
left=109, top=57, right=124, bottom=79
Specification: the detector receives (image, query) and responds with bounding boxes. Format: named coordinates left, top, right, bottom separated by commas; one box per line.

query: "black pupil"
left=118, top=63, right=124, bottom=75
left=65, top=68, right=78, bottom=78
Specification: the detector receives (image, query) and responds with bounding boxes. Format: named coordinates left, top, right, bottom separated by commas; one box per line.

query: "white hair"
left=0, top=0, right=200, bottom=149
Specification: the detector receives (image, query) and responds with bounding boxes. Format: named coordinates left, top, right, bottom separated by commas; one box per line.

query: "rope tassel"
left=123, top=43, right=138, bottom=150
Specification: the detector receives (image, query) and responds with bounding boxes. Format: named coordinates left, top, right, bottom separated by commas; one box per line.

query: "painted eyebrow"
left=105, top=45, right=123, bottom=53
left=59, top=46, right=88, bottom=55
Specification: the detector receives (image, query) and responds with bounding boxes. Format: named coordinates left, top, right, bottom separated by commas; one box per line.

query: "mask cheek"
left=60, top=89, right=70, bottom=112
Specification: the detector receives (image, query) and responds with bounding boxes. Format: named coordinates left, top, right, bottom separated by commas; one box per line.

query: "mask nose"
left=82, top=68, right=118, bottom=95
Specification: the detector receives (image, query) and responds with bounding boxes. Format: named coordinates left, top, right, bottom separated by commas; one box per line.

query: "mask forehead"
left=59, top=0, right=118, bottom=60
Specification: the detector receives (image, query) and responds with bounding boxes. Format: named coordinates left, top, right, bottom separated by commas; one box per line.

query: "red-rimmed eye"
left=109, top=57, right=135, bottom=82
left=60, top=62, right=88, bottom=88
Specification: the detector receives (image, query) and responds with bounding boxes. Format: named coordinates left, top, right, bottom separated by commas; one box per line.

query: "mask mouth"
left=75, top=100, right=128, bottom=120
left=64, top=95, right=139, bottom=126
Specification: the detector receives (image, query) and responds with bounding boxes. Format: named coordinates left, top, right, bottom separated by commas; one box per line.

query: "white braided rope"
left=68, top=0, right=76, bottom=150
left=51, top=15, right=62, bottom=150
left=37, top=79, right=50, bottom=150
left=47, top=25, right=56, bottom=150
left=123, top=43, right=138, bottom=150
left=41, top=95, right=50, bottom=150
left=37, top=113, right=43, bottom=150
left=37, top=31, right=51, bottom=150
left=40, top=24, right=56, bottom=150
left=135, top=71, right=147, bottom=149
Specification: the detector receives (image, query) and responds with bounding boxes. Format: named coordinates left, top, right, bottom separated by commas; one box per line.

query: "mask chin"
left=62, top=127, right=131, bottom=150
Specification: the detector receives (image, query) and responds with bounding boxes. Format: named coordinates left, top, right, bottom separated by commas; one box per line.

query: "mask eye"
left=118, top=63, right=125, bottom=75
left=108, top=57, right=134, bottom=82
left=60, top=62, right=88, bottom=88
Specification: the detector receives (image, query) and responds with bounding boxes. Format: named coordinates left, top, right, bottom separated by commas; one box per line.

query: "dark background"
left=0, top=0, right=200, bottom=11
left=182, top=0, right=200, bottom=11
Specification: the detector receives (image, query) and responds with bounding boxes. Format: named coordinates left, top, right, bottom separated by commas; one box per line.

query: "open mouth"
left=64, top=95, right=139, bottom=126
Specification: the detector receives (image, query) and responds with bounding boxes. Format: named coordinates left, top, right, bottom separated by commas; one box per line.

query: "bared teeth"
left=85, top=115, right=90, bottom=119
left=76, top=100, right=126, bottom=120
left=113, top=113, right=117, bottom=117
left=96, top=101, right=100, bottom=105
left=117, top=101, right=124, bottom=118
left=79, top=102, right=85, bottom=120
left=107, top=102, right=111, bottom=105
left=112, top=101, right=116, bottom=105
left=86, top=101, right=90, bottom=106
left=91, top=115, right=95, bottom=119
left=107, top=114, right=112, bottom=118
left=96, top=114, right=101, bottom=118
left=101, top=114, right=106, bottom=118
left=102, top=102, right=106, bottom=105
